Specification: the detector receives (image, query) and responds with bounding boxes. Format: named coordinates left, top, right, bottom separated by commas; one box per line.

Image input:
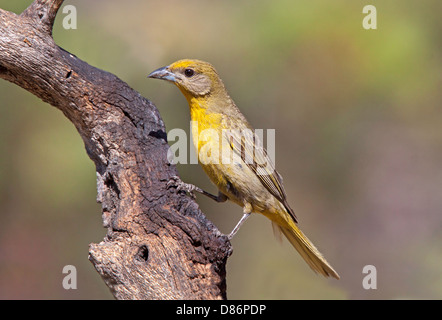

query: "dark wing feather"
left=224, top=127, right=297, bottom=222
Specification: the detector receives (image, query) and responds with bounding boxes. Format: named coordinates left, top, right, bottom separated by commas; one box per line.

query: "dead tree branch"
left=0, top=0, right=231, bottom=299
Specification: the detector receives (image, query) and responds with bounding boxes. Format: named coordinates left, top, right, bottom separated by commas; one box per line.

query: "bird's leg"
left=203, top=190, right=228, bottom=203
left=228, top=203, right=252, bottom=240
left=167, top=175, right=228, bottom=202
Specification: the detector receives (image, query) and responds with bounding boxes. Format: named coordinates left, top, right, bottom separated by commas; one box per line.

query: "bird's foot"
left=166, top=175, right=197, bottom=199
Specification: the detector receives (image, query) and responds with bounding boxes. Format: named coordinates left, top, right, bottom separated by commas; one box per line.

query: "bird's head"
left=148, top=59, right=224, bottom=98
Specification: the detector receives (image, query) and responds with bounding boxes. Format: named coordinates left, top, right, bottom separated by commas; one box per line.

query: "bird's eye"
left=184, top=68, right=194, bottom=77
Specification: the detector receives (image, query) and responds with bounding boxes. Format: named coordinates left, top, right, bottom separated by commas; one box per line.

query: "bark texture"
left=0, top=0, right=232, bottom=299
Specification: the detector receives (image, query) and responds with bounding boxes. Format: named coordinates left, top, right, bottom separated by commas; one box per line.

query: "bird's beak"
left=148, top=66, right=176, bottom=82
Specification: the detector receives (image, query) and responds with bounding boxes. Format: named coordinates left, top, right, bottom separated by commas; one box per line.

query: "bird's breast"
left=189, top=102, right=223, bottom=153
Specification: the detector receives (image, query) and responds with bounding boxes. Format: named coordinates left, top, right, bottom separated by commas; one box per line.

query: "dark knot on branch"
left=20, top=0, right=64, bottom=35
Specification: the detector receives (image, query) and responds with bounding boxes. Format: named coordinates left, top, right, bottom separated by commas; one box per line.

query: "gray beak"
left=147, top=66, right=176, bottom=82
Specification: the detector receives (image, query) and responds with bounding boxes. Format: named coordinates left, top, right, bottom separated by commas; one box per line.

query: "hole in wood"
left=136, top=245, right=149, bottom=263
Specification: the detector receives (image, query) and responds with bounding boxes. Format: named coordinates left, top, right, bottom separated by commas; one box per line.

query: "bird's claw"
left=166, top=175, right=197, bottom=199
left=166, top=175, right=181, bottom=189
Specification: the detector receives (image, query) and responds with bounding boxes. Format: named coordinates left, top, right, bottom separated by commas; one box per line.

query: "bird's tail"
left=274, top=220, right=340, bottom=279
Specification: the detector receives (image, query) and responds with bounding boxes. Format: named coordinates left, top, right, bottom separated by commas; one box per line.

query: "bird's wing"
left=223, top=124, right=297, bottom=222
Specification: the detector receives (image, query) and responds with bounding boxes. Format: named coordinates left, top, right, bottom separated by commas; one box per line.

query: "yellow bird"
left=148, top=59, right=339, bottom=279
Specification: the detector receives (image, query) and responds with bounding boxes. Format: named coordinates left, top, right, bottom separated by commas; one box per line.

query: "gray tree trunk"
left=0, top=0, right=231, bottom=300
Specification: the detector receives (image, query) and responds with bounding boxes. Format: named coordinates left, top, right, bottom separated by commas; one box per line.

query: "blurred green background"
left=0, top=0, right=441, bottom=299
